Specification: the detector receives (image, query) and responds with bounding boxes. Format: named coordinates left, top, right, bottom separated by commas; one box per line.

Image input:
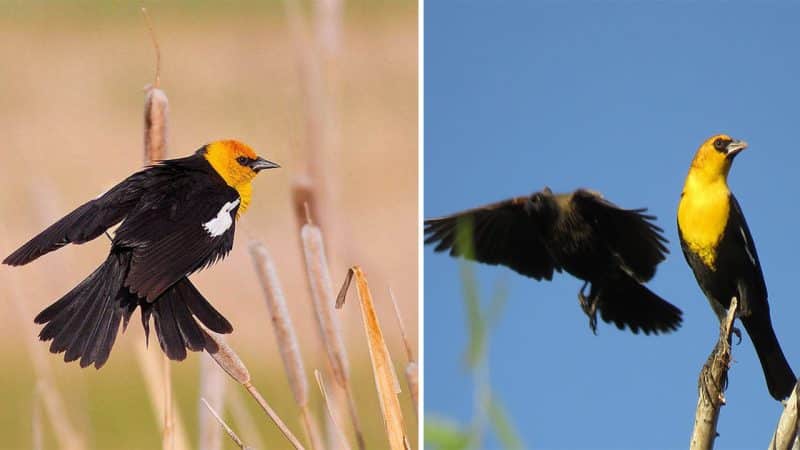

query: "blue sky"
left=424, top=2, right=800, bottom=449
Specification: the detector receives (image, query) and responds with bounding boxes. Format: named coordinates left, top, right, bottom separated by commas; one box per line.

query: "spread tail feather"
left=596, top=272, right=683, bottom=335
left=143, top=277, right=233, bottom=361
left=36, top=252, right=135, bottom=368
left=35, top=253, right=232, bottom=368
left=742, top=315, right=796, bottom=400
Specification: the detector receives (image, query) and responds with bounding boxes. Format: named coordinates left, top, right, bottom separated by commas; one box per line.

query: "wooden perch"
left=769, top=380, right=800, bottom=450
left=690, top=297, right=739, bottom=450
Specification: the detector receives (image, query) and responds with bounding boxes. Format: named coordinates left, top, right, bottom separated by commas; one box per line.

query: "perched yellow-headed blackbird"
left=3, top=140, right=279, bottom=368
left=425, top=188, right=682, bottom=335
left=678, top=134, right=795, bottom=400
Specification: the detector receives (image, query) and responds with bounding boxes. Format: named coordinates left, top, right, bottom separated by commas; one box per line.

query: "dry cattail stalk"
left=283, top=0, right=344, bottom=271
left=387, top=287, right=415, bottom=364
left=163, top=356, right=175, bottom=450
left=202, top=330, right=306, bottom=450
left=300, top=222, right=365, bottom=449
left=199, top=354, right=227, bottom=450
left=2, top=265, right=85, bottom=450
left=140, top=7, right=162, bottom=88
left=144, top=86, right=169, bottom=163
left=228, top=392, right=267, bottom=450
left=690, top=297, right=738, bottom=450
left=301, top=222, right=348, bottom=384
left=314, top=0, right=342, bottom=58
left=249, top=240, right=323, bottom=450
left=769, top=380, right=800, bottom=450
left=405, top=362, right=419, bottom=415
left=134, top=345, right=191, bottom=450
left=339, top=267, right=409, bottom=450
left=387, top=287, right=418, bottom=414
left=200, top=398, right=252, bottom=450
left=314, top=369, right=352, bottom=450
left=291, top=174, right=320, bottom=230
left=141, top=8, right=168, bottom=164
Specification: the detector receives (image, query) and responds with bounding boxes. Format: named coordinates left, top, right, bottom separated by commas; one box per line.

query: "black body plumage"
left=424, top=188, right=682, bottom=335
left=679, top=194, right=796, bottom=400
left=4, top=151, right=239, bottom=367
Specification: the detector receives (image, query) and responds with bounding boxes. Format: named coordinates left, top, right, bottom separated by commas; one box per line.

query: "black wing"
left=3, top=171, right=150, bottom=266
left=424, top=195, right=558, bottom=280
left=724, top=194, right=768, bottom=302
left=570, top=189, right=668, bottom=282
left=114, top=181, right=240, bottom=301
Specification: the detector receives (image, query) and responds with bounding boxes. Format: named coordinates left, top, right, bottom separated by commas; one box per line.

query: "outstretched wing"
left=3, top=170, right=151, bottom=266
left=570, top=189, right=668, bottom=282
left=424, top=195, right=558, bottom=280
left=114, top=180, right=241, bottom=301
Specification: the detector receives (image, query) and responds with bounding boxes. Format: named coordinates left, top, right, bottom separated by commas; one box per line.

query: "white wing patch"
left=203, top=199, right=240, bottom=237
left=740, top=226, right=756, bottom=265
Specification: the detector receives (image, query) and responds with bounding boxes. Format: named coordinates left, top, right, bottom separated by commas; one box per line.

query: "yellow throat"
left=203, top=141, right=257, bottom=216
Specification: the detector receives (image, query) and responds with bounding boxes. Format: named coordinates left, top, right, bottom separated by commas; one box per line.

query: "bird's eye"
left=713, top=139, right=726, bottom=151
left=236, top=156, right=249, bottom=165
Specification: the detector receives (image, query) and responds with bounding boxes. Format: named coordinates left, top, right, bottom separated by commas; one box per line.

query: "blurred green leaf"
left=488, top=393, right=525, bottom=450
left=455, top=219, right=487, bottom=369
left=425, top=416, right=472, bottom=450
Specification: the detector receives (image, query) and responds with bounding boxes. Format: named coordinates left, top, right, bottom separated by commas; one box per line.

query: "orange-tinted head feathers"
left=202, top=139, right=279, bottom=215
left=689, top=134, right=748, bottom=183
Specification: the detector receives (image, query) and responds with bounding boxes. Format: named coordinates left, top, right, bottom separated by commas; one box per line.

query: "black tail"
left=36, top=252, right=233, bottom=368
left=36, top=252, right=136, bottom=368
left=596, top=272, right=683, bottom=335
left=742, top=315, right=796, bottom=400
left=140, top=278, right=233, bottom=361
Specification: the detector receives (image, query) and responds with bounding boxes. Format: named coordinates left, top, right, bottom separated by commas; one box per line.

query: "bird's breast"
left=677, top=178, right=730, bottom=269
left=234, top=183, right=252, bottom=217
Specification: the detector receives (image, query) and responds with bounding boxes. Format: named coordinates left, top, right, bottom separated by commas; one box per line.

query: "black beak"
left=250, top=156, right=280, bottom=172
left=726, top=139, right=748, bottom=158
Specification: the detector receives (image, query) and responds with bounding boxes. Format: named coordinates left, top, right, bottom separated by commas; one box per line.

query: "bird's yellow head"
left=202, top=139, right=280, bottom=215
left=689, top=134, right=748, bottom=182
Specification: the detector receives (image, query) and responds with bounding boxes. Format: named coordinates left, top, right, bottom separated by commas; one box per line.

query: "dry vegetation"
left=0, top=1, right=417, bottom=448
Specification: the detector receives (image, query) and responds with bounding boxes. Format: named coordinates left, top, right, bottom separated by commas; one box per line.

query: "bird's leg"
left=713, top=299, right=742, bottom=344
left=731, top=325, right=742, bottom=345
left=577, top=281, right=599, bottom=335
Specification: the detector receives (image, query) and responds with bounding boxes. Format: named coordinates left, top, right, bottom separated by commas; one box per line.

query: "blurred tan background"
left=0, top=1, right=417, bottom=448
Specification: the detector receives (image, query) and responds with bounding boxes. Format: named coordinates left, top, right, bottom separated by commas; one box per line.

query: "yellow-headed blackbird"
left=425, top=188, right=682, bottom=335
left=3, top=140, right=279, bottom=368
left=678, top=134, right=795, bottom=400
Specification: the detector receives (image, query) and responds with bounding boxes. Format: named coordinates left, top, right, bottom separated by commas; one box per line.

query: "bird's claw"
left=732, top=326, right=742, bottom=345
left=578, top=283, right=598, bottom=335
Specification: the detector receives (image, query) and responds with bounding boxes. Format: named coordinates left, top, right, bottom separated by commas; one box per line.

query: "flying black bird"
left=425, top=188, right=682, bottom=335
left=3, top=140, right=279, bottom=368
left=678, top=134, right=795, bottom=400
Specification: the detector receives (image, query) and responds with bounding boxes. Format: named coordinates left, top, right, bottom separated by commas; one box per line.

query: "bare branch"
left=690, top=297, right=739, bottom=450
left=769, top=380, right=800, bottom=450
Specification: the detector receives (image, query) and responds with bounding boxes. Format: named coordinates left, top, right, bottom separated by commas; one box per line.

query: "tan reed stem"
left=339, top=267, right=409, bottom=450
left=203, top=331, right=306, bottom=450
left=300, top=222, right=366, bottom=449
left=201, top=398, right=251, bottom=450
left=133, top=345, right=190, bottom=450
left=249, top=240, right=323, bottom=450
left=198, top=353, right=227, bottom=450
left=315, top=369, right=352, bottom=450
